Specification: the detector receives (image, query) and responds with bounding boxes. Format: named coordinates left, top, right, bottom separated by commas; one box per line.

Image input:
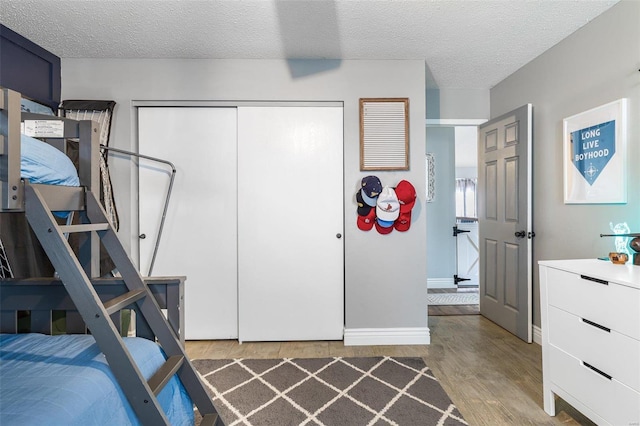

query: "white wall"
left=491, top=0, right=640, bottom=327
left=61, top=59, right=428, bottom=339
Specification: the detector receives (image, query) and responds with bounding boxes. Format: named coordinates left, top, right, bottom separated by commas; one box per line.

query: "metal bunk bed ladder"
left=23, top=182, right=222, bottom=426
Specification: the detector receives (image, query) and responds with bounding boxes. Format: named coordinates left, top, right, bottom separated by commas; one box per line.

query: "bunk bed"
left=0, top=88, right=221, bottom=425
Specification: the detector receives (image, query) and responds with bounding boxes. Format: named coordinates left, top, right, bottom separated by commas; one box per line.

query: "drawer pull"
left=580, top=275, right=608, bottom=285
left=582, top=318, right=611, bottom=333
left=583, top=362, right=612, bottom=380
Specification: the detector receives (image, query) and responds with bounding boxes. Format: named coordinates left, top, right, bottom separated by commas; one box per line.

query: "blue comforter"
left=0, top=334, right=194, bottom=425
left=20, top=134, right=79, bottom=187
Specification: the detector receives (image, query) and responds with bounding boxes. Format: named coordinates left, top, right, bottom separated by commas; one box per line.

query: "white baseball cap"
left=376, top=186, right=400, bottom=222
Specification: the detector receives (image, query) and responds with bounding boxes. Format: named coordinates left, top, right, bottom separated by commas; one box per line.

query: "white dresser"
left=539, top=259, right=640, bottom=425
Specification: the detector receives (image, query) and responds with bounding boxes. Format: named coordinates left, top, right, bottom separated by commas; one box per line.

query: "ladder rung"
left=59, top=223, right=110, bottom=233
left=200, top=413, right=220, bottom=426
left=148, top=355, right=184, bottom=396
left=104, top=289, right=147, bottom=315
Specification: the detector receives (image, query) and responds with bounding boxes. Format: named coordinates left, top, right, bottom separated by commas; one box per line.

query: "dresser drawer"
left=549, top=345, right=640, bottom=425
left=546, top=267, right=640, bottom=340
left=548, top=305, right=640, bottom=392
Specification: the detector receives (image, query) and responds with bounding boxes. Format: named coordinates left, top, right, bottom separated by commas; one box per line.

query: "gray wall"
left=61, top=59, right=427, bottom=332
left=491, top=0, right=640, bottom=327
left=427, top=88, right=490, bottom=120
left=425, top=127, right=456, bottom=280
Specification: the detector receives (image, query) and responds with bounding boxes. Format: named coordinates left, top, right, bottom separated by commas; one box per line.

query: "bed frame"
left=0, top=87, right=221, bottom=425
left=0, top=276, right=186, bottom=344
left=1, top=87, right=97, bottom=214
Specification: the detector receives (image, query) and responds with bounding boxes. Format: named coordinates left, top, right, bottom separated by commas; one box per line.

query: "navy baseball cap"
left=361, top=176, right=382, bottom=199
left=356, top=191, right=373, bottom=216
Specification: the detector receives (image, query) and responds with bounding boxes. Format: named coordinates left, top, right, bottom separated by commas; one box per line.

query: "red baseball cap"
left=394, top=211, right=412, bottom=232
left=395, top=180, right=416, bottom=213
left=357, top=207, right=376, bottom=231
left=375, top=218, right=394, bottom=235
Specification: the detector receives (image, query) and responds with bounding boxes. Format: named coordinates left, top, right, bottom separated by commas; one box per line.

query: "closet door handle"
left=514, top=230, right=526, bottom=238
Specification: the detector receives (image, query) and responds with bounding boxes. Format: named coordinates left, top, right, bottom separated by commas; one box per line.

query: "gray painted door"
left=478, top=104, right=533, bottom=342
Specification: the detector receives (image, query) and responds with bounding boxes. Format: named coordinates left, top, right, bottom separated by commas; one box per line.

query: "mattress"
left=0, top=333, right=194, bottom=425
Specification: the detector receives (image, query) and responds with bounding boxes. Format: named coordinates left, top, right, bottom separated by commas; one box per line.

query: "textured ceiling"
left=0, top=0, right=619, bottom=89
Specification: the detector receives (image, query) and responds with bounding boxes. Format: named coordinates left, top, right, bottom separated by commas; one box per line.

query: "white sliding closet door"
left=138, top=107, right=238, bottom=339
left=237, top=106, right=344, bottom=342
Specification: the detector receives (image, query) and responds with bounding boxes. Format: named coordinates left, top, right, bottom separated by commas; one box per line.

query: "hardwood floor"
left=429, top=304, right=479, bottom=315
left=185, top=315, right=595, bottom=425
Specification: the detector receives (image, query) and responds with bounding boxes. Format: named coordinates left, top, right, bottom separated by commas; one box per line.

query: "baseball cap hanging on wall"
left=395, top=180, right=416, bottom=213
left=395, top=212, right=412, bottom=232
left=360, top=175, right=382, bottom=207
left=375, top=186, right=400, bottom=235
left=394, top=180, right=416, bottom=231
left=355, top=191, right=372, bottom=216
left=355, top=177, right=416, bottom=234
left=376, top=186, right=400, bottom=222
left=375, top=218, right=394, bottom=234
left=357, top=207, right=376, bottom=231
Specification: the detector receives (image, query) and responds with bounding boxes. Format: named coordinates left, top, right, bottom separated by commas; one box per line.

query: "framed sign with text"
left=563, top=98, right=627, bottom=204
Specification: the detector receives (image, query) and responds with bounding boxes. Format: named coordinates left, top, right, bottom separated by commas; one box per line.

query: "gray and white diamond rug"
left=193, top=356, right=467, bottom=426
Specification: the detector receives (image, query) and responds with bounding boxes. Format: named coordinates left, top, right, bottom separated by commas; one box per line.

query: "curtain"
left=455, top=178, right=477, bottom=219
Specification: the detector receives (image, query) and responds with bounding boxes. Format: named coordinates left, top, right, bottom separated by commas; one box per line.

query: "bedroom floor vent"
left=23, top=183, right=222, bottom=426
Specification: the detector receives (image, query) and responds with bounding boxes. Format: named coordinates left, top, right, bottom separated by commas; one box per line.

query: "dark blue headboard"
left=0, top=24, right=61, bottom=111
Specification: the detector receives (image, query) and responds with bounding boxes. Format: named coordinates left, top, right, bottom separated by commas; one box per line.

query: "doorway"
left=453, top=126, right=479, bottom=289
left=426, top=121, right=483, bottom=316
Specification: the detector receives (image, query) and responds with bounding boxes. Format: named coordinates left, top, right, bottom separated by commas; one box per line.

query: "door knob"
left=514, top=230, right=526, bottom=238
left=139, top=234, right=146, bottom=239
left=528, top=231, right=536, bottom=239
left=336, top=233, right=342, bottom=239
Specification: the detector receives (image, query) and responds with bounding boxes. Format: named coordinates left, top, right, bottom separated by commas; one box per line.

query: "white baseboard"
left=344, top=327, right=430, bottom=346
left=533, top=325, right=542, bottom=345
left=427, top=278, right=455, bottom=289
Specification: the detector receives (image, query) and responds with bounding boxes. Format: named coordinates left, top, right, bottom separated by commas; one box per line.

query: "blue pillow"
left=21, top=98, right=55, bottom=116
